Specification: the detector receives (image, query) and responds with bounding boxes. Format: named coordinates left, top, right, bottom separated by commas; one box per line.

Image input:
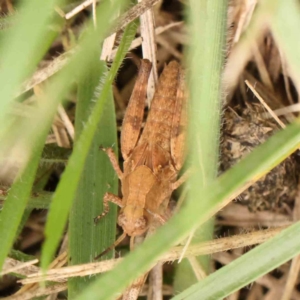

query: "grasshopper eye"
left=118, top=213, right=148, bottom=236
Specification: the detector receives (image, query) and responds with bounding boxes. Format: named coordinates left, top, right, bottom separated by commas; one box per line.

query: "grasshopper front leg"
left=100, top=146, right=123, bottom=180
left=94, top=192, right=123, bottom=223
left=94, top=147, right=124, bottom=223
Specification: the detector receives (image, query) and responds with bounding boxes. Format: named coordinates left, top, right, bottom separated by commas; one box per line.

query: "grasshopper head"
left=118, top=206, right=148, bottom=236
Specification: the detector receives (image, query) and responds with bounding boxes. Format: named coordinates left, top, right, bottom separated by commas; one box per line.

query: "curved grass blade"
left=0, top=0, right=64, bottom=122
left=0, top=0, right=126, bottom=183
left=174, top=0, right=227, bottom=290
left=270, top=0, right=300, bottom=89
left=172, top=220, right=300, bottom=300
left=0, top=144, right=44, bottom=270
left=0, top=0, right=126, bottom=273
left=0, top=0, right=65, bottom=271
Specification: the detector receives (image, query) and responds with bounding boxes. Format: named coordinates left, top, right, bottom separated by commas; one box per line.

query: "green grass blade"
left=73, top=118, right=300, bottom=299
left=0, top=0, right=127, bottom=272
left=174, top=0, right=227, bottom=291
left=0, top=0, right=64, bottom=121
left=9, top=249, right=36, bottom=262
left=0, top=1, right=122, bottom=274
left=0, top=140, right=44, bottom=270
left=172, top=220, right=300, bottom=300
left=0, top=0, right=127, bottom=170
left=68, top=58, right=118, bottom=296
left=270, top=0, right=300, bottom=87
left=187, top=2, right=226, bottom=180
left=0, top=0, right=124, bottom=273
left=41, top=12, right=134, bottom=269
left=0, top=1, right=67, bottom=270
left=0, top=191, right=52, bottom=210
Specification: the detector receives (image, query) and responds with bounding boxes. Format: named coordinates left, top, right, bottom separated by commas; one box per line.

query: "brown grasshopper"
left=94, top=59, right=187, bottom=254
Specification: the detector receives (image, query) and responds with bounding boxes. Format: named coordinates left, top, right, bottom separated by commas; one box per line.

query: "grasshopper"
left=95, top=59, right=187, bottom=254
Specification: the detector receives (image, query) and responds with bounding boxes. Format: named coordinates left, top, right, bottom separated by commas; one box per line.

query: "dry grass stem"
left=110, top=21, right=183, bottom=60
left=100, top=33, right=117, bottom=61
left=100, top=2, right=119, bottom=61
left=218, top=203, right=292, bottom=227
left=281, top=255, right=300, bottom=300
left=113, top=0, right=161, bottom=34
left=122, top=274, right=148, bottom=300
left=4, top=283, right=67, bottom=300
left=231, top=0, right=257, bottom=44
left=188, top=256, right=207, bottom=281
left=178, top=229, right=194, bottom=263
left=269, top=104, right=300, bottom=117
left=19, top=258, right=121, bottom=284
left=92, top=0, right=96, bottom=27
left=147, top=262, right=163, bottom=300
left=57, top=104, right=75, bottom=140
left=138, top=0, right=158, bottom=104
left=279, top=48, right=294, bottom=105
left=252, top=42, right=273, bottom=91
left=281, top=185, right=300, bottom=300
left=19, top=50, right=75, bottom=96
left=65, top=0, right=98, bottom=20
left=224, top=2, right=268, bottom=97
left=45, top=134, right=57, bottom=144
left=1, top=258, right=39, bottom=276
left=245, top=80, right=285, bottom=128
left=19, top=226, right=286, bottom=284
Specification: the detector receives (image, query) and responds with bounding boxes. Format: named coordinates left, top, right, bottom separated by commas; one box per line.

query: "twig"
left=264, top=104, right=300, bottom=118
left=245, top=80, right=285, bottom=128
left=138, top=0, right=158, bottom=105
left=19, top=226, right=287, bottom=284
left=281, top=256, right=300, bottom=300
left=19, top=50, right=75, bottom=96
left=1, top=258, right=39, bottom=276
left=281, top=182, right=300, bottom=300
left=4, top=283, right=67, bottom=300
left=65, top=0, right=99, bottom=20
left=112, top=0, right=160, bottom=34
left=109, top=21, right=183, bottom=60
left=252, top=41, right=274, bottom=91
left=92, top=0, right=97, bottom=27
left=147, top=262, right=163, bottom=300
left=188, top=256, right=207, bottom=280
left=57, top=104, right=75, bottom=140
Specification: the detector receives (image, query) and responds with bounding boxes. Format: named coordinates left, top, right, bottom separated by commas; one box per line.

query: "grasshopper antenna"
left=94, top=232, right=127, bottom=260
